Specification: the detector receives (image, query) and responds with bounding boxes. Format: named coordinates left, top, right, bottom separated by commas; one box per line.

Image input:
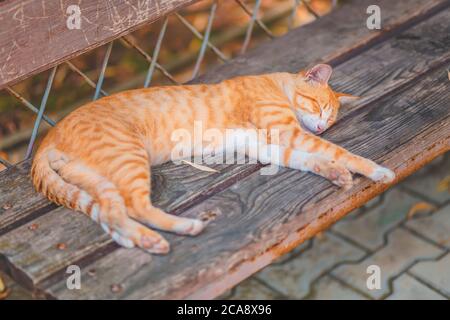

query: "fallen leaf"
left=0, top=275, right=9, bottom=300
left=448, top=70, right=450, bottom=81
left=180, top=160, right=219, bottom=173
left=437, top=175, right=450, bottom=193
left=0, top=275, right=5, bottom=292
left=0, top=289, right=9, bottom=300
left=407, top=202, right=437, bottom=219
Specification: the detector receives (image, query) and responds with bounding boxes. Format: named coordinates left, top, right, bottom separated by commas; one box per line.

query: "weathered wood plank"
left=1, top=0, right=449, bottom=296
left=3, top=0, right=444, bottom=235
left=24, top=9, right=450, bottom=297
left=0, top=207, right=111, bottom=288
left=0, top=155, right=258, bottom=233
left=48, top=59, right=450, bottom=300
left=0, top=0, right=199, bottom=90
left=0, top=156, right=258, bottom=287
left=196, top=0, right=450, bottom=84
left=0, top=162, right=56, bottom=236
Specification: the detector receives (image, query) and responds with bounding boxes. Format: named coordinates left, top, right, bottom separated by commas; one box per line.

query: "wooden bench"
left=0, top=0, right=449, bottom=299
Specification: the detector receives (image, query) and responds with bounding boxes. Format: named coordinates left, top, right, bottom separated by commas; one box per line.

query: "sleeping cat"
left=31, top=64, right=395, bottom=254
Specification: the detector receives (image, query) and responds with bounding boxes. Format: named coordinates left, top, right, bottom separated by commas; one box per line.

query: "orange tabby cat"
left=31, top=64, right=395, bottom=254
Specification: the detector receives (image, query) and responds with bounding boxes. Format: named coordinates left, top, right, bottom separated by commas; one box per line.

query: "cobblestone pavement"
left=0, top=155, right=448, bottom=300
left=224, top=154, right=450, bottom=300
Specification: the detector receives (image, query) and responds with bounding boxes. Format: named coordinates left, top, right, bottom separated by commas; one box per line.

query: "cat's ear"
left=335, top=92, right=360, bottom=106
left=305, top=64, right=333, bottom=86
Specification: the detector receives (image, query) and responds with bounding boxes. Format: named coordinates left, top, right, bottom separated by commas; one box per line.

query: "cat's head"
left=292, top=64, right=358, bottom=134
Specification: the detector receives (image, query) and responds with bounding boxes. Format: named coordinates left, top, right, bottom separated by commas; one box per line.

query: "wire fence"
left=0, top=0, right=337, bottom=169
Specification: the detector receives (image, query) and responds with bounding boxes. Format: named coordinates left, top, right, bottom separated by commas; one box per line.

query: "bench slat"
left=0, top=162, right=56, bottom=236
left=196, top=0, right=450, bottom=84
left=0, top=155, right=257, bottom=286
left=2, top=0, right=443, bottom=236
left=37, top=9, right=450, bottom=297
left=0, top=0, right=199, bottom=90
left=48, top=56, right=450, bottom=300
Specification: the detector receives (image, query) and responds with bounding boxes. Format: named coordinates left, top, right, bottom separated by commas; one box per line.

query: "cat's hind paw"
left=140, top=234, right=171, bottom=254
left=101, top=218, right=171, bottom=254
left=330, top=166, right=354, bottom=190
left=370, top=166, right=395, bottom=184
left=313, top=161, right=353, bottom=190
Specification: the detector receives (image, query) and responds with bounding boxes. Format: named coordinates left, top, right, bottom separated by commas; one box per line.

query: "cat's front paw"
left=370, top=166, right=395, bottom=184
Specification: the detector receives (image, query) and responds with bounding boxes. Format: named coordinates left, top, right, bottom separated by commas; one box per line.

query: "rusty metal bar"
left=144, top=17, right=169, bottom=88
left=175, top=12, right=228, bottom=62
left=121, top=36, right=179, bottom=85
left=3, top=0, right=336, bottom=166
left=240, top=0, right=262, bottom=54
left=93, top=41, right=113, bottom=101
left=234, top=0, right=274, bottom=38
left=191, top=2, right=218, bottom=80
left=0, top=157, right=12, bottom=168
left=5, top=87, right=56, bottom=127
left=288, top=0, right=301, bottom=30
left=301, top=0, right=320, bottom=19
left=25, top=66, right=57, bottom=159
left=66, top=61, right=109, bottom=97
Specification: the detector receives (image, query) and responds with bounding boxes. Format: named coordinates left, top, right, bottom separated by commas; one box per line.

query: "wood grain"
left=0, top=0, right=449, bottom=298
left=0, top=207, right=110, bottom=287
left=0, top=155, right=259, bottom=288
left=41, top=10, right=450, bottom=297
left=0, top=0, right=199, bottom=90
left=195, top=0, right=450, bottom=84
left=3, top=0, right=444, bottom=235
left=0, top=161, right=56, bottom=236
left=0, top=154, right=259, bottom=232
left=48, top=59, right=450, bottom=300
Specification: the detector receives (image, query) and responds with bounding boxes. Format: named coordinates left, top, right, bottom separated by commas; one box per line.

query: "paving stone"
left=240, top=160, right=449, bottom=300
left=406, top=204, right=450, bottom=249
left=331, top=228, right=443, bottom=299
left=307, top=275, right=367, bottom=300
left=386, top=274, right=446, bottom=300
left=409, top=252, right=450, bottom=298
left=0, top=271, right=34, bottom=300
left=333, top=189, right=419, bottom=250
left=227, top=278, right=282, bottom=300
left=402, top=154, right=450, bottom=205
left=255, top=232, right=365, bottom=299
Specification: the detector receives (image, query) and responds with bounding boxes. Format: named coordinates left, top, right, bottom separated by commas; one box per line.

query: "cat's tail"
left=31, top=146, right=96, bottom=216
left=31, top=147, right=122, bottom=235
left=31, top=147, right=158, bottom=249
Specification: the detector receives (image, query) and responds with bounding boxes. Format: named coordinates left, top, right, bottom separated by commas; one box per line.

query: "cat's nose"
left=316, top=125, right=324, bottom=133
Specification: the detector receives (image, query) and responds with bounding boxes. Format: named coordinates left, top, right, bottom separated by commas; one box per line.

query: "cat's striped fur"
left=31, top=64, right=395, bottom=254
